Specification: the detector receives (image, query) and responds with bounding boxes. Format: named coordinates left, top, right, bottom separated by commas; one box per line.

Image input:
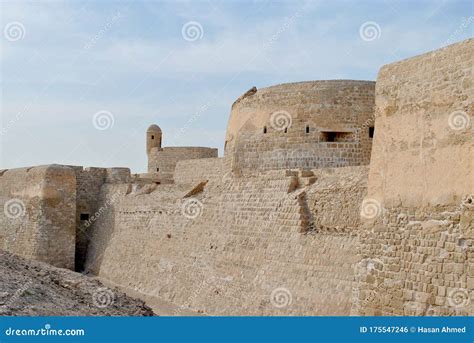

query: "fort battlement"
left=0, top=39, right=472, bottom=316
left=225, top=80, right=375, bottom=175
left=0, top=165, right=76, bottom=269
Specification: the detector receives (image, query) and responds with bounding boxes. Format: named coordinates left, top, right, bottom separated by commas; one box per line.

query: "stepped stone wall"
left=357, top=39, right=473, bottom=316
left=225, top=80, right=375, bottom=175
left=84, top=167, right=368, bottom=315
left=0, top=39, right=472, bottom=316
left=307, top=167, right=368, bottom=231
left=0, top=165, right=76, bottom=269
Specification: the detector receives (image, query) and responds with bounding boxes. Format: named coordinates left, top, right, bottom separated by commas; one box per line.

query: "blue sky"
left=1, top=0, right=472, bottom=173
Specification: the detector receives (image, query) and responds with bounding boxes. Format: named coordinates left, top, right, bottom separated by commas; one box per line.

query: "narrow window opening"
left=369, top=127, right=375, bottom=138
left=156, top=168, right=160, bottom=172
left=326, top=132, right=336, bottom=142
left=320, top=131, right=353, bottom=142
left=284, top=127, right=288, bottom=133
left=80, top=213, right=89, bottom=221
left=151, top=135, right=154, bottom=140
left=263, top=126, right=267, bottom=134
left=306, top=125, right=309, bottom=134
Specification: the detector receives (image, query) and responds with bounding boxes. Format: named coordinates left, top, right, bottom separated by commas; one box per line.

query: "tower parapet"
left=146, top=124, right=162, bottom=155
left=224, top=80, right=376, bottom=175
left=146, top=124, right=218, bottom=181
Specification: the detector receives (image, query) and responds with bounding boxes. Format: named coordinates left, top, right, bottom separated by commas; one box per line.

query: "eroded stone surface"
left=0, top=39, right=472, bottom=316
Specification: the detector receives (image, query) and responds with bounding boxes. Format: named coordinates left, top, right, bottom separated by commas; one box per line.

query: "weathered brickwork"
left=225, top=80, right=375, bottom=175
left=69, top=166, right=130, bottom=271
left=0, top=165, right=76, bottom=269
left=174, top=158, right=224, bottom=184
left=85, top=167, right=367, bottom=315
left=357, top=39, right=473, bottom=316
left=0, top=39, right=471, bottom=316
left=71, top=167, right=106, bottom=272
left=307, top=167, right=368, bottom=231
left=148, top=147, right=218, bottom=181
left=355, top=203, right=473, bottom=316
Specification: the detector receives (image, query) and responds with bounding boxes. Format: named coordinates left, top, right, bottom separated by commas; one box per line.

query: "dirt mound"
left=0, top=250, right=154, bottom=316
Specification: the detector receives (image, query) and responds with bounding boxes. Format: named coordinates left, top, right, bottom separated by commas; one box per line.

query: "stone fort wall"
left=0, top=165, right=132, bottom=271
left=174, top=158, right=224, bottom=185
left=71, top=166, right=131, bottom=271
left=84, top=166, right=367, bottom=315
left=225, top=80, right=375, bottom=175
left=356, top=39, right=473, bottom=316
left=0, top=165, right=76, bottom=269
left=0, top=39, right=471, bottom=316
left=148, top=147, right=218, bottom=181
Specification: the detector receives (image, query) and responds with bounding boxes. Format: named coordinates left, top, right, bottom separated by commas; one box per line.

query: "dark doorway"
left=369, top=127, right=375, bottom=138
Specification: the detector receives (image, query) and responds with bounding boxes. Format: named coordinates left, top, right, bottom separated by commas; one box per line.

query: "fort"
left=0, top=39, right=472, bottom=315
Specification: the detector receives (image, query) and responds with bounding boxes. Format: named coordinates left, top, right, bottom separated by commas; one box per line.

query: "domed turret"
left=146, top=124, right=162, bottom=155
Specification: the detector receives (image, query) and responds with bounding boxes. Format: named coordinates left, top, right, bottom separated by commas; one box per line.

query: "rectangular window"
left=320, top=131, right=354, bottom=142
left=369, top=127, right=374, bottom=138
left=80, top=213, right=89, bottom=221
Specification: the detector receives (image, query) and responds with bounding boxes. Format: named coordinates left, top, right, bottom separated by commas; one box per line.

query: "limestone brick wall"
left=83, top=182, right=130, bottom=275
left=307, top=166, right=368, bottom=231
left=174, top=157, right=224, bottom=184
left=367, top=39, right=472, bottom=208
left=86, top=166, right=367, bottom=315
left=71, top=167, right=107, bottom=272
left=0, top=165, right=76, bottom=269
left=355, top=202, right=473, bottom=316
left=148, top=147, right=218, bottom=180
left=357, top=39, right=473, bottom=316
left=225, top=80, right=375, bottom=175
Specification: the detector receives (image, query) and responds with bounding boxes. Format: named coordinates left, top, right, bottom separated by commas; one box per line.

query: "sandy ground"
left=0, top=250, right=154, bottom=316
left=97, top=277, right=202, bottom=316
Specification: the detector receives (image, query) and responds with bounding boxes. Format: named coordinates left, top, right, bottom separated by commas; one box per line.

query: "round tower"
left=225, top=80, right=376, bottom=175
left=146, top=124, right=162, bottom=155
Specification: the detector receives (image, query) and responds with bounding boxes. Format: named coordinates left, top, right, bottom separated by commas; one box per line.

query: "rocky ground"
left=0, top=250, right=154, bottom=316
